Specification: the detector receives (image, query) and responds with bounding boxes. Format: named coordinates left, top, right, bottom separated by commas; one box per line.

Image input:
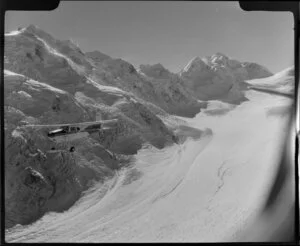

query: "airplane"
left=21, top=119, right=118, bottom=156
left=46, top=119, right=118, bottom=143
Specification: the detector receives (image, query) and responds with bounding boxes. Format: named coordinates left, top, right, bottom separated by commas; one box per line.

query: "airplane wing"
left=43, top=119, right=118, bottom=142
left=21, top=119, right=118, bottom=129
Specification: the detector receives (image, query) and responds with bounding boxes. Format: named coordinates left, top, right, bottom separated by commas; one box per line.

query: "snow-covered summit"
left=178, top=52, right=273, bottom=103
left=210, top=52, right=229, bottom=65
left=181, top=52, right=271, bottom=78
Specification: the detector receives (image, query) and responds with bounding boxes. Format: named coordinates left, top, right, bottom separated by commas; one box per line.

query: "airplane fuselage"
left=46, top=119, right=118, bottom=142
left=50, top=131, right=90, bottom=143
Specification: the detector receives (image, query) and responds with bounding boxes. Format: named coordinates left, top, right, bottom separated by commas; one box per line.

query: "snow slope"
left=5, top=71, right=293, bottom=242
left=247, top=66, right=294, bottom=96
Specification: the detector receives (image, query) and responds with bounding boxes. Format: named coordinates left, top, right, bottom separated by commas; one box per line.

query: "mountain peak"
left=139, top=63, right=171, bottom=79
left=85, top=51, right=112, bottom=63
left=140, top=63, right=167, bottom=70
left=6, top=24, right=53, bottom=40
left=182, top=56, right=206, bottom=73
left=188, top=56, right=202, bottom=64
left=26, top=24, right=39, bottom=31
left=209, top=52, right=229, bottom=65
left=22, top=24, right=58, bottom=46
left=24, top=24, right=45, bottom=36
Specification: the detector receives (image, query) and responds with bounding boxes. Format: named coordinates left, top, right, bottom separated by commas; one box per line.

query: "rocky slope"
left=4, top=25, right=204, bottom=118
left=4, top=27, right=176, bottom=228
left=86, top=53, right=205, bottom=117
left=4, top=25, right=274, bottom=229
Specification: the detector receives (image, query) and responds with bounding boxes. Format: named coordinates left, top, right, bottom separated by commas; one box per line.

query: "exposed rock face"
left=5, top=127, right=114, bottom=228
left=86, top=54, right=205, bottom=118
left=137, top=64, right=206, bottom=117
left=139, top=63, right=171, bottom=79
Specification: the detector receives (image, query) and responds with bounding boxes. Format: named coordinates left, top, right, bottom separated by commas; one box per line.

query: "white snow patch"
left=4, top=69, right=26, bottom=77
left=17, top=91, right=32, bottom=99
left=136, top=69, right=148, bottom=78
left=25, top=79, right=67, bottom=94
left=4, top=70, right=67, bottom=94
left=11, top=129, right=27, bottom=143
left=86, top=77, right=128, bottom=95
left=5, top=29, right=25, bottom=36
left=129, top=97, right=138, bottom=103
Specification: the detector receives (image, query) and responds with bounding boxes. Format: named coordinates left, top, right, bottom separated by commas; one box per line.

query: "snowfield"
left=5, top=75, right=293, bottom=242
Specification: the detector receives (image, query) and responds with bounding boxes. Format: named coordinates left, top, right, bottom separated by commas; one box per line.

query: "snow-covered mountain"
left=6, top=25, right=204, bottom=118
left=5, top=25, right=274, bottom=118
left=85, top=52, right=205, bottom=117
left=4, top=25, right=177, bottom=228
left=179, top=53, right=273, bottom=103
left=4, top=25, right=282, bottom=230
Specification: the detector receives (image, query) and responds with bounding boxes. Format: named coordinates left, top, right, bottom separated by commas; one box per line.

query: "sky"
left=5, top=1, right=294, bottom=74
